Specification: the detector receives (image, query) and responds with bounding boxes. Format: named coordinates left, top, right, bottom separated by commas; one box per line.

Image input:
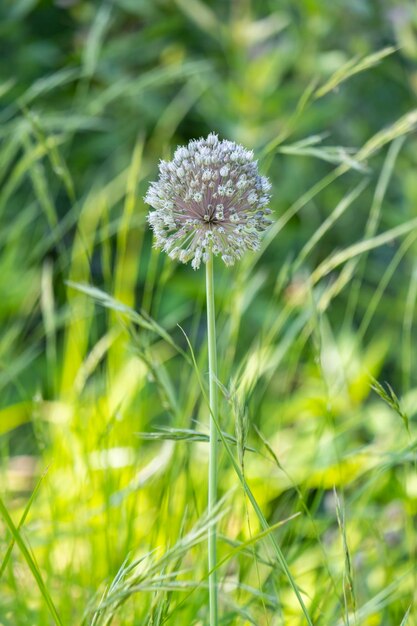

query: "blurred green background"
left=1, top=1, right=417, bottom=625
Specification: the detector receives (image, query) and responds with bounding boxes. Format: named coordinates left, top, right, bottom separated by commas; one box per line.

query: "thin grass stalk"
left=206, top=250, right=218, bottom=625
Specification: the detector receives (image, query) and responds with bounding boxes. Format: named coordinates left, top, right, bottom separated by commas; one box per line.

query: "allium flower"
left=145, top=133, right=272, bottom=270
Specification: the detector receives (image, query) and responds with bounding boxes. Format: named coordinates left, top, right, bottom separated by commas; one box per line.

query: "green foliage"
left=1, top=1, right=417, bottom=624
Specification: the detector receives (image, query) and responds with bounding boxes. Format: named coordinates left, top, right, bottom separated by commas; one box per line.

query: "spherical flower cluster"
left=145, top=133, right=272, bottom=269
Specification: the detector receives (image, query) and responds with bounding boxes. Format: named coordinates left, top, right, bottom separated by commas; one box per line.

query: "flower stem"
left=206, top=251, right=218, bottom=625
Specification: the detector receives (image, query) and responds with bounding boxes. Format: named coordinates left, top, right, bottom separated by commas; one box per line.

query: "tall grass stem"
left=206, top=250, right=219, bottom=625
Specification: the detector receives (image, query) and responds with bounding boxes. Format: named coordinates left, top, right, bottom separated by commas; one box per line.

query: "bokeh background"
left=1, top=1, right=417, bottom=624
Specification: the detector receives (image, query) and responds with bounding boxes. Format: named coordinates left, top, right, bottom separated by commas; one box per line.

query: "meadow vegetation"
left=1, top=1, right=417, bottom=624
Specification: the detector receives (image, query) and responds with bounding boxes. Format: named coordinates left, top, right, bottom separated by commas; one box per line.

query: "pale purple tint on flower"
left=144, top=133, right=272, bottom=269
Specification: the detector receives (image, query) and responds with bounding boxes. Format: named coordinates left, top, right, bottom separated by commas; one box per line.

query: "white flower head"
left=145, top=133, right=273, bottom=270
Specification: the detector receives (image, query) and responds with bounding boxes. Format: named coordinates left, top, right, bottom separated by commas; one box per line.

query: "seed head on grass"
left=145, top=133, right=272, bottom=269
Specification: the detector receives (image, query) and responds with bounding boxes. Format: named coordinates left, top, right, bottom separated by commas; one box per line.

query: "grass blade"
left=0, top=469, right=47, bottom=578
left=0, top=495, right=63, bottom=626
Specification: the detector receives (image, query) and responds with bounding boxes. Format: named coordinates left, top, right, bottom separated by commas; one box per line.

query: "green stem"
left=206, top=251, right=218, bottom=625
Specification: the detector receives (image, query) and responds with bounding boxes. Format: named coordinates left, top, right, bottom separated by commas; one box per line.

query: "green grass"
left=1, top=1, right=417, bottom=624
